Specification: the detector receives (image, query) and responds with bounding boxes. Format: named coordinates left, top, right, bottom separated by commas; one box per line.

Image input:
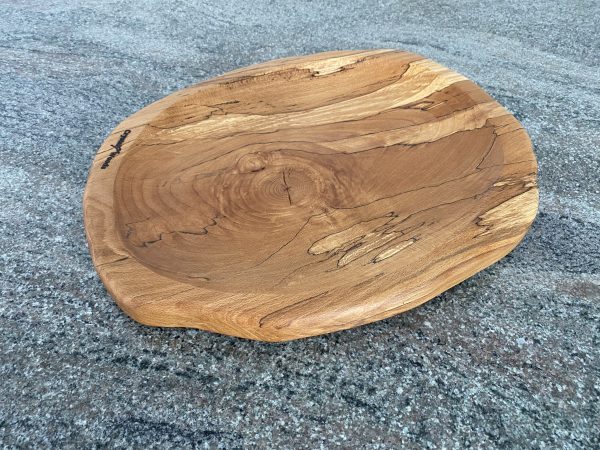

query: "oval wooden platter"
left=84, top=49, right=538, bottom=342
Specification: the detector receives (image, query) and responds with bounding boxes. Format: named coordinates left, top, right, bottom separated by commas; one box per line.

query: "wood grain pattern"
left=83, top=50, right=538, bottom=341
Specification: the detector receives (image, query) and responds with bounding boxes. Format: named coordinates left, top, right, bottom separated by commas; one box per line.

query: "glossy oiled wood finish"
left=84, top=50, right=538, bottom=341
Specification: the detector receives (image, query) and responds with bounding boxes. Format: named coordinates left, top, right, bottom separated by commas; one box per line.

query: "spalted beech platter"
left=84, top=50, right=538, bottom=341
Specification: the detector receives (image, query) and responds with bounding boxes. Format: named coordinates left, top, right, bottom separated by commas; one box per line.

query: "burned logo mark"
left=101, top=129, right=131, bottom=169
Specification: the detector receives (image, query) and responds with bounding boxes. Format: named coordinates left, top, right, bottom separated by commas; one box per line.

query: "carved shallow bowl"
left=84, top=50, right=538, bottom=341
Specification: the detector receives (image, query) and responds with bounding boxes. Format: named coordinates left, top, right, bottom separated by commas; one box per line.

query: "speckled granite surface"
left=1, top=0, right=599, bottom=448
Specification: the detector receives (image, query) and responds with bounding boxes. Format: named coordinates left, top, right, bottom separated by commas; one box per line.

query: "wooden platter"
left=83, top=50, right=538, bottom=341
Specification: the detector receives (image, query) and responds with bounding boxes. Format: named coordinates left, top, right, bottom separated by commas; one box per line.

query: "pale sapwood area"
left=84, top=50, right=538, bottom=341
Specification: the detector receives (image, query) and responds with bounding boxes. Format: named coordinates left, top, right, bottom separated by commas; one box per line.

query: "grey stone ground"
left=1, top=0, right=599, bottom=448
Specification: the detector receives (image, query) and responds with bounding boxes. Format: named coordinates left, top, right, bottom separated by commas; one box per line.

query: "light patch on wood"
left=372, top=238, right=417, bottom=263
left=477, top=188, right=539, bottom=237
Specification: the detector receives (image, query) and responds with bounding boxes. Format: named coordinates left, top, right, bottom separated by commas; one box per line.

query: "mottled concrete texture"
left=1, top=0, right=599, bottom=448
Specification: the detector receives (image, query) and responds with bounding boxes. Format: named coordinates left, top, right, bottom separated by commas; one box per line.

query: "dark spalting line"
left=138, top=139, right=185, bottom=148
left=123, top=216, right=152, bottom=232
left=137, top=224, right=212, bottom=247
left=258, top=290, right=331, bottom=328
left=474, top=128, right=500, bottom=169
left=350, top=272, right=386, bottom=290
left=130, top=286, right=198, bottom=306
left=377, top=220, right=427, bottom=236
left=282, top=169, right=293, bottom=206
left=307, top=213, right=412, bottom=255
left=122, top=215, right=220, bottom=248
left=96, top=255, right=129, bottom=268
left=248, top=213, right=321, bottom=268
left=273, top=257, right=330, bottom=289
left=100, top=129, right=131, bottom=169
left=186, top=275, right=210, bottom=282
